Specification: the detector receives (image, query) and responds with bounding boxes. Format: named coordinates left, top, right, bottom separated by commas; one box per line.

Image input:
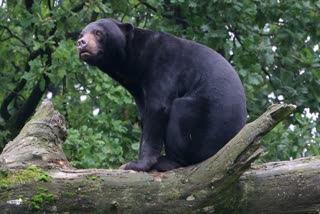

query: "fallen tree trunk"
left=1, top=100, right=316, bottom=213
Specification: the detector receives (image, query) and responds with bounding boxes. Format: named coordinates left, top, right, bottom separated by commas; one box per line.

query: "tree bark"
left=2, top=100, right=316, bottom=214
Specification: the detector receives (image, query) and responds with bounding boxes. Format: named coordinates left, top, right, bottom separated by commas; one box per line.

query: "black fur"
left=78, top=19, right=247, bottom=171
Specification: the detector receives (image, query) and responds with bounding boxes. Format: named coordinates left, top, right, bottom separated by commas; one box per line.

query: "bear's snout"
left=77, top=38, right=88, bottom=49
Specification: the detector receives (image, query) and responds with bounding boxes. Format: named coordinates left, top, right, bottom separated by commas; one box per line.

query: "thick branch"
left=2, top=101, right=313, bottom=214
left=7, top=77, right=50, bottom=136
left=25, top=0, right=34, bottom=13
left=0, top=49, right=42, bottom=122
left=0, top=79, right=26, bottom=121
left=0, top=100, right=68, bottom=170
left=240, top=156, right=320, bottom=213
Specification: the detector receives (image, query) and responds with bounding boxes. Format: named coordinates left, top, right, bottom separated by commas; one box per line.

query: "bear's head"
left=77, top=19, right=133, bottom=69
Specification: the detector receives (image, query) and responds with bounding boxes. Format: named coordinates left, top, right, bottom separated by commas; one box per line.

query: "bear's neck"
left=97, top=28, right=160, bottom=93
left=126, top=28, right=161, bottom=75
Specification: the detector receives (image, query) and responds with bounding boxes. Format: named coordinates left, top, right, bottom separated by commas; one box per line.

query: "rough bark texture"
left=2, top=100, right=316, bottom=214
left=240, top=156, right=320, bottom=213
left=0, top=101, right=69, bottom=170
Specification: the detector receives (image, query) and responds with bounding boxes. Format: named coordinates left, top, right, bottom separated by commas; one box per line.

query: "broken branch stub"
left=0, top=100, right=70, bottom=171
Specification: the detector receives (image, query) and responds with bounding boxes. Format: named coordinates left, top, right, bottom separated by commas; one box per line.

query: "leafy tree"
left=0, top=0, right=319, bottom=168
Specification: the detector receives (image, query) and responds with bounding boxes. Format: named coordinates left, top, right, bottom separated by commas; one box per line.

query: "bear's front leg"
left=120, top=102, right=169, bottom=171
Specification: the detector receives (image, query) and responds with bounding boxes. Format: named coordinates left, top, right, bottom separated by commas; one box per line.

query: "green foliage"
left=38, top=172, right=51, bottom=182
left=60, top=191, right=78, bottom=198
left=59, top=67, right=140, bottom=168
left=0, top=165, right=46, bottom=190
left=0, top=0, right=319, bottom=167
left=261, top=111, right=320, bottom=162
left=31, top=188, right=54, bottom=210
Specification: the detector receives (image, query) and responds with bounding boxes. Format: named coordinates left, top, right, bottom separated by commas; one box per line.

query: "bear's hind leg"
left=151, top=156, right=182, bottom=171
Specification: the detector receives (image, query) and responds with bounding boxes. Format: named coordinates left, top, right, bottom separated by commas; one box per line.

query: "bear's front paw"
left=120, top=158, right=157, bottom=171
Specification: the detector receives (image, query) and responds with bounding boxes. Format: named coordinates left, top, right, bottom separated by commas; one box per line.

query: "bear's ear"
left=118, top=23, right=134, bottom=35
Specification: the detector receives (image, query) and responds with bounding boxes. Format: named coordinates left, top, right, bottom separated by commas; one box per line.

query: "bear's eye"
left=78, top=33, right=83, bottom=39
left=94, top=30, right=103, bottom=37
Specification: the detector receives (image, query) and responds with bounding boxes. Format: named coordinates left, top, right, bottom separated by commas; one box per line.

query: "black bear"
left=77, top=18, right=247, bottom=172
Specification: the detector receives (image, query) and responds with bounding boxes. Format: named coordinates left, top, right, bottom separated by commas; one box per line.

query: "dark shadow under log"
left=1, top=100, right=317, bottom=213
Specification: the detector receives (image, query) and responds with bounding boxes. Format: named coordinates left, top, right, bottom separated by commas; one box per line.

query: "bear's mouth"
left=80, top=51, right=91, bottom=57
left=78, top=49, right=104, bottom=64
left=79, top=50, right=94, bottom=61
